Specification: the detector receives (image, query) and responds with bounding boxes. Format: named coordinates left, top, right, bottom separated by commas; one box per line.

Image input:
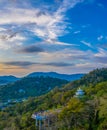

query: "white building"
left=75, top=88, right=85, bottom=97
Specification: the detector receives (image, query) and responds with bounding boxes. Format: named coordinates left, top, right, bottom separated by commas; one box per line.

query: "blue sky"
left=0, top=0, right=107, bottom=76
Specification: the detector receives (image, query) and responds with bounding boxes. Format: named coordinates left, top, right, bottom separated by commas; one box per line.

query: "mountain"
left=0, top=76, right=68, bottom=103
left=0, top=71, right=85, bottom=102
left=0, top=68, right=107, bottom=130
left=77, top=67, right=107, bottom=86
left=0, top=75, right=19, bottom=85
left=0, top=72, right=84, bottom=85
left=27, top=72, right=85, bottom=81
left=63, top=67, right=107, bottom=90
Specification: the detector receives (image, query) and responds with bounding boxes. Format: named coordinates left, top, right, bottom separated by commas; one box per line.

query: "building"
left=75, top=88, right=85, bottom=97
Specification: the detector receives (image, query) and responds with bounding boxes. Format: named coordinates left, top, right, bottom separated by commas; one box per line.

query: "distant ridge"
left=0, top=75, right=19, bottom=85
left=27, top=72, right=85, bottom=81
left=1, top=68, right=106, bottom=88
left=0, top=72, right=85, bottom=85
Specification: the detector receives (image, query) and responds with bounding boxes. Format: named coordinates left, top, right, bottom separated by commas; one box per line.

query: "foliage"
left=0, top=68, right=107, bottom=130
left=0, top=76, right=68, bottom=102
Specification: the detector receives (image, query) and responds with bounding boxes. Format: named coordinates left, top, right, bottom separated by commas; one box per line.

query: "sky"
left=0, top=0, right=107, bottom=77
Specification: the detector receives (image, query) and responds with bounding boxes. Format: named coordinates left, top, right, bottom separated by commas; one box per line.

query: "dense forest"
left=0, top=76, right=68, bottom=102
left=0, top=68, right=107, bottom=130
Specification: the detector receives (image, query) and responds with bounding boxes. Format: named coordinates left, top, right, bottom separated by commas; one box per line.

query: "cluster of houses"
left=0, top=98, right=27, bottom=110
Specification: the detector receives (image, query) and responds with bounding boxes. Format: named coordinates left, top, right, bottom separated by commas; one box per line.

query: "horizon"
left=0, top=70, right=86, bottom=78
left=0, top=0, right=107, bottom=76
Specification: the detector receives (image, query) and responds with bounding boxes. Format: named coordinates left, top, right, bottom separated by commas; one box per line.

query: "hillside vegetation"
left=0, top=76, right=68, bottom=102
left=0, top=68, right=107, bottom=130
left=0, top=75, right=19, bottom=85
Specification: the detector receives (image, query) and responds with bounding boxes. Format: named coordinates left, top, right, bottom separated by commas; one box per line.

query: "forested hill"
left=0, top=75, right=19, bottom=85
left=0, top=68, right=107, bottom=130
left=79, top=68, right=107, bottom=85
left=0, top=76, right=68, bottom=102
left=0, top=72, right=84, bottom=85
left=64, top=68, right=107, bottom=89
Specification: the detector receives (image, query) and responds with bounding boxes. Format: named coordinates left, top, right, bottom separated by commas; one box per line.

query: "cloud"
left=45, top=39, right=74, bottom=46
left=93, top=48, right=107, bottom=64
left=95, top=56, right=107, bottom=64
left=97, top=35, right=103, bottom=41
left=0, top=33, right=25, bottom=50
left=0, top=27, right=6, bottom=31
left=2, top=61, right=74, bottom=68
left=94, top=48, right=106, bottom=57
left=19, top=45, right=45, bottom=53
left=0, top=0, right=84, bottom=46
left=38, top=48, right=94, bottom=64
left=1, top=46, right=107, bottom=76
left=0, top=26, right=26, bottom=50
left=43, top=0, right=83, bottom=41
left=94, top=48, right=107, bottom=63
left=0, top=8, right=52, bottom=28
left=81, top=40, right=92, bottom=48
left=0, top=28, right=18, bottom=40
left=2, top=61, right=37, bottom=67
left=45, top=62, right=74, bottom=67
left=57, top=0, right=84, bottom=13
left=74, top=31, right=81, bottom=34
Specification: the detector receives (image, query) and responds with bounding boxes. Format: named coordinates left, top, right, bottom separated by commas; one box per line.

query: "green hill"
left=64, top=68, right=107, bottom=90
left=0, top=68, right=107, bottom=130
left=0, top=76, right=68, bottom=103
left=79, top=68, right=107, bottom=85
